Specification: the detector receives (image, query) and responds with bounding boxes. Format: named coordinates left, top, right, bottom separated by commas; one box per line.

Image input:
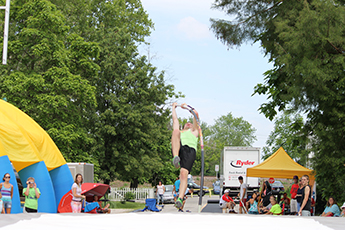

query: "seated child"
left=259, top=195, right=274, bottom=214
left=265, top=196, right=282, bottom=215
left=93, top=195, right=110, bottom=213
left=248, top=192, right=259, bottom=214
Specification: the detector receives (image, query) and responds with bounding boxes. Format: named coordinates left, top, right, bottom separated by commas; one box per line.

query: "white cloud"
left=176, top=16, right=212, bottom=40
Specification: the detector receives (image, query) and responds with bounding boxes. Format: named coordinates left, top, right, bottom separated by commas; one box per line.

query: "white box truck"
left=220, top=147, right=260, bottom=196
left=67, top=163, right=94, bottom=183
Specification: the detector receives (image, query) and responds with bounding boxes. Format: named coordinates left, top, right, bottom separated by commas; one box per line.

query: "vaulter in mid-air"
left=171, top=102, right=199, bottom=209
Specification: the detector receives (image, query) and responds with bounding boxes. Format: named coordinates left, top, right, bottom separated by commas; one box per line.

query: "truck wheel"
left=198, top=190, right=205, bottom=197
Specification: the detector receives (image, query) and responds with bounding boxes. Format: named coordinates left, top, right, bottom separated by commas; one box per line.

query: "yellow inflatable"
left=0, top=99, right=73, bottom=213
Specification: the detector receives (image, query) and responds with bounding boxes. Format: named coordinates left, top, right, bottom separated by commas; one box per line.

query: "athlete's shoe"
left=178, top=209, right=184, bottom=212
left=175, top=197, right=183, bottom=209
left=172, top=156, right=180, bottom=169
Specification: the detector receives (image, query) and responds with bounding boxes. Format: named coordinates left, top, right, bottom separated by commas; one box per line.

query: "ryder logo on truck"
left=230, top=160, right=255, bottom=168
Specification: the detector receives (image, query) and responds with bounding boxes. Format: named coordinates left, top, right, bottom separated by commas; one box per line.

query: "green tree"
left=50, top=0, right=180, bottom=186
left=263, top=111, right=310, bottom=166
left=0, top=0, right=100, bottom=164
left=211, top=0, right=345, bottom=202
left=210, top=112, right=257, bottom=146
left=191, top=113, right=257, bottom=175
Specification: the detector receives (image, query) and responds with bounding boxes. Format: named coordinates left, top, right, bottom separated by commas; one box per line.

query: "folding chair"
left=141, top=198, right=162, bottom=212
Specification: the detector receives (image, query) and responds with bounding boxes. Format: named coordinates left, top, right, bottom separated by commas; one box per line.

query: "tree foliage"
left=0, top=0, right=180, bottom=188
left=0, top=0, right=99, bottom=165
left=263, top=111, right=310, bottom=166
left=189, top=112, right=257, bottom=176
left=211, top=0, right=345, bottom=203
left=49, top=0, right=180, bottom=186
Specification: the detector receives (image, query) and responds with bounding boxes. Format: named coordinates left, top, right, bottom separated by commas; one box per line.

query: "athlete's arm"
left=172, top=103, right=179, bottom=130
left=192, top=109, right=199, bottom=132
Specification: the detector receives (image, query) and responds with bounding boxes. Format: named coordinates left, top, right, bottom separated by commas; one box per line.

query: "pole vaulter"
left=173, top=103, right=204, bottom=213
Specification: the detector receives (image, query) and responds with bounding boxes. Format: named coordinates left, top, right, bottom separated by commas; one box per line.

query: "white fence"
left=109, top=187, right=155, bottom=200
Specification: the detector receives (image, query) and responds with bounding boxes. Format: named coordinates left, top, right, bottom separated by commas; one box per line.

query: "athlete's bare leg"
left=171, top=103, right=181, bottom=168
left=178, top=168, right=188, bottom=200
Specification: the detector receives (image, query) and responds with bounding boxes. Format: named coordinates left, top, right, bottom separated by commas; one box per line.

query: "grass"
left=108, top=201, right=146, bottom=210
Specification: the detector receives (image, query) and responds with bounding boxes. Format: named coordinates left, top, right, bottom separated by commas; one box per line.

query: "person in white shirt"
left=156, top=181, right=165, bottom=205
left=238, top=176, right=247, bottom=214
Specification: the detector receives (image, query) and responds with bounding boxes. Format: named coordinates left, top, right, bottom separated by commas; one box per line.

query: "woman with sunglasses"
left=0, top=173, right=13, bottom=214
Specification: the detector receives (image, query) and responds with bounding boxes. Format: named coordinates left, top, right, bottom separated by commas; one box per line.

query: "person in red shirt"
left=290, top=175, right=299, bottom=215
left=219, top=189, right=236, bottom=213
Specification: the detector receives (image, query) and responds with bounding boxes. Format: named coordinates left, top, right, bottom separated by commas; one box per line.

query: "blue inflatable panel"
left=49, top=164, right=74, bottom=209
left=0, top=155, right=21, bottom=213
left=18, top=161, right=57, bottom=213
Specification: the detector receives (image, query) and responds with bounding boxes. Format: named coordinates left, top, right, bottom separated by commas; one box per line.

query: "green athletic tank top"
left=181, top=129, right=198, bottom=150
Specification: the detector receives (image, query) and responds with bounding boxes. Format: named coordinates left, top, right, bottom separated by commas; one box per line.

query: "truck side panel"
left=221, top=147, right=260, bottom=195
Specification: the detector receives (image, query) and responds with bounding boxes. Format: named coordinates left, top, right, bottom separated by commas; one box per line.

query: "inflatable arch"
left=0, top=99, right=74, bottom=213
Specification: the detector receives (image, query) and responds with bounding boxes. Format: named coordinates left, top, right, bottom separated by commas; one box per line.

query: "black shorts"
left=178, top=143, right=196, bottom=173
left=25, top=207, right=38, bottom=213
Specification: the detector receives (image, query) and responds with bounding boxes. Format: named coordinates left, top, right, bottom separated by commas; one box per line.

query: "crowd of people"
left=218, top=175, right=345, bottom=217
left=0, top=173, right=110, bottom=214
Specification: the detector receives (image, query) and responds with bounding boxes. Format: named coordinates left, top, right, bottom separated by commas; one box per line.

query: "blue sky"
left=140, top=0, right=274, bottom=148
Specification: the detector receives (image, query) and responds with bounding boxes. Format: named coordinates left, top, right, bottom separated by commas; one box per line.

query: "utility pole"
left=0, top=0, right=10, bottom=65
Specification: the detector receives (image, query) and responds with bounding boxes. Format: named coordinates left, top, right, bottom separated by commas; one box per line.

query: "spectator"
left=156, top=181, right=165, bottom=205
left=173, top=177, right=180, bottom=203
left=298, top=175, right=311, bottom=216
left=280, top=193, right=291, bottom=215
left=296, top=179, right=303, bottom=212
left=93, top=195, right=110, bottom=214
left=219, top=189, right=236, bottom=213
left=260, top=181, right=272, bottom=207
left=265, top=196, right=282, bottom=215
left=282, top=193, right=290, bottom=205
left=23, top=177, right=41, bottom=213
left=0, top=192, right=5, bottom=214
left=248, top=192, right=259, bottom=214
left=238, top=176, right=247, bottom=214
left=340, top=202, right=345, bottom=217
left=0, top=173, right=13, bottom=214
left=310, top=197, right=315, bottom=216
left=321, top=197, right=340, bottom=217
left=259, top=195, right=275, bottom=214
left=71, top=173, right=86, bottom=213
left=290, top=175, right=299, bottom=215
